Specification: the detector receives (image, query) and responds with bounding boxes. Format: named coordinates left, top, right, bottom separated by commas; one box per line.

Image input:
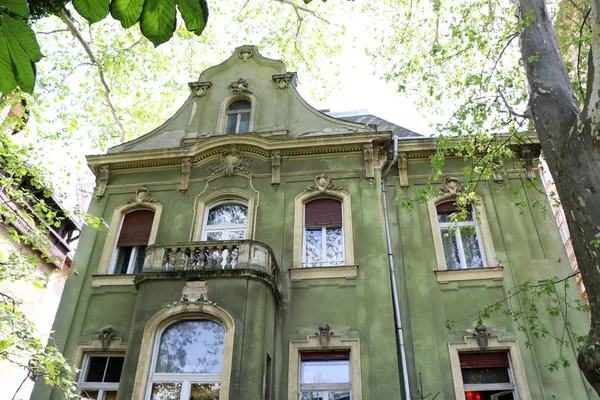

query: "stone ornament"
left=206, top=145, right=257, bottom=176
left=95, top=164, right=110, bottom=200
left=127, top=186, right=158, bottom=204
left=188, top=81, right=213, bottom=97
left=316, top=324, right=334, bottom=347
left=238, top=49, right=253, bottom=61
left=99, top=327, right=116, bottom=351
left=305, top=173, right=342, bottom=193
left=228, top=78, right=252, bottom=95
left=474, top=325, right=490, bottom=350
left=271, top=151, right=281, bottom=187
left=180, top=158, right=192, bottom=192
left=167, top=281, right=216, bottom=308
left=440, top=175, right=462, bottom=196
left=272, top=73, right=295, bottom=89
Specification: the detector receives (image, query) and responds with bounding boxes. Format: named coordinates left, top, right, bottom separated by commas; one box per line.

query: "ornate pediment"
left=305, top=173, right=343, bottom=193
left=440, top=175, right=462, bottom=196
left=127, top=186, right=158, bottom=204
left=206, top=145, right=257, bottom=176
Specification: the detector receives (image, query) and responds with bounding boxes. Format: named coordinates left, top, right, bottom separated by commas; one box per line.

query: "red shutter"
left=459, top=352, right=509, bottom=369
left=116, top=210, right=154, bottom=247
left=305, top=199, right=342, bottom=226
left=301, top=351, right=349, bottom=361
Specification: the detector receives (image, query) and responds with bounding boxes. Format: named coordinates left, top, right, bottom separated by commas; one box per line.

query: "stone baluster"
left=224, top=246, right=233, bottom=269
left=215, top=245, right=224, bottom=269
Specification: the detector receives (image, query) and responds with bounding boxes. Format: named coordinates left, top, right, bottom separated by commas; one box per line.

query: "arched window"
left=110, top=209, right=154, bottom=274
left=303, top=198, right=344, bottom=267
left=202, top=202, right=248, bottom=241
left=148, top=320, right=225, bottom=400
left=224, top=100, right=251, bottom=134
left=436, top=200, right=484, bottom=269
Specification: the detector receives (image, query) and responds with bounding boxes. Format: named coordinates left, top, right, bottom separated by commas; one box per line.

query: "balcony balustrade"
left=142, top=240, right=279, bottom=282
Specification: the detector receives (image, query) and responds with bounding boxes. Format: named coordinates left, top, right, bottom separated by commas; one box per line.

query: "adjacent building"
left=33, top=46, right=595, bottom=400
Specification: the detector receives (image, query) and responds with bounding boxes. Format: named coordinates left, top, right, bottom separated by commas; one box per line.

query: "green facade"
left=33, top=46, right=596, bottom=400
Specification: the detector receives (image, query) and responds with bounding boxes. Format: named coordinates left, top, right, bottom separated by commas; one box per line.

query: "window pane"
left=105, top=392, right=118, bottom=400
left=151, top=383, right=182, bottom=400
left=104, top=357, right=124, bottom=382
left=155, top=321, right=225, bottom=374
left=80, top=390, right=99, bottom=399
left=225, top=114, right=237, bottom=134
left=228, top=230, right=245, bottom=240
left=301, top=392, right=325, bottom=400
left=206, top=232, right=223, bottom=241
left=85, top=357, right=108, bottom=383
left=305, top=228, right=323, bottom=266
left=207, top=204, right=247, bottom=225
left=114, top=247, right=133, bottom=274
left=190, top=383, right=220, bottom=400
left=461, top=229, right=484, bottom=268
left=238, top=112, right=250, bottom=133
left=329, top=392, right=351, bottom=400
left=133, top=246, right=146, bottom=273
left=325, top=227, right=344, bottom=264
left=440, top=229, right=461, bottom=269
left=301, top=360, right=350, bottom=384
left=228, top=100, right=250, bottom=111
left=462, top=367, right=511, bottom=384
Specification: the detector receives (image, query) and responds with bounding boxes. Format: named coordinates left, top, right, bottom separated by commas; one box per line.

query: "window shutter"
left=459, top=352, right=509, bottom=369
left=117, top=210, right=154, bottom=247
left=301, top=351, right=350, bottom=361
left=436, top=201, right=472, bottom=214
left=305, top=199, right=342, bottom=226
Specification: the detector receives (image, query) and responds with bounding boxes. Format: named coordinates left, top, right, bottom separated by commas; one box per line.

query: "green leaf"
left=176, top=0, right=208, bottom=35
left=3, top=14, right=42, bottom=62
left=1, top=0, right=29, bottom=18
left=140, top=0, right=176, bottom=47
left=110, top=0, right=145, bottom=28
left=0, top=23, right=18, bottom=94
left=72, top=0, right=110, bottom=24
left=1, top=16, right=35, bottom=92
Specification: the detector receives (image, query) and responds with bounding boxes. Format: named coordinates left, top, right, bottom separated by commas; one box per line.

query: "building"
left=32, top=46, right=595, bottom=400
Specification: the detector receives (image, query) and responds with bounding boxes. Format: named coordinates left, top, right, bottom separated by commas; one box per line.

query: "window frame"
left=302, top=198, right=345, bottom=268
left=225, top=101, right=251, bottom=134
left=107, top=208, right=156, bottom=275
left=217, top=95, right=256, bottom=135
left=299, top=352, right=352, bottom=399
left=145, top=318, right=225, bottom=400
left=201, top=200, right=249, bottom=241
left=78, top=353, right=125, bottom=400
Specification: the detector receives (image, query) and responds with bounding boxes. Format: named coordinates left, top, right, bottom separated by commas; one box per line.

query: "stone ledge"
left=434, top=266, right=503, bottom=284
left=289, top=265, right=358, bottom=281
left=91, top=274, right=136, bottom=287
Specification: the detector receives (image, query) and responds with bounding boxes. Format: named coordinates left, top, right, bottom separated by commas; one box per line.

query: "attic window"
left=225, top=100, right=251, bottom=134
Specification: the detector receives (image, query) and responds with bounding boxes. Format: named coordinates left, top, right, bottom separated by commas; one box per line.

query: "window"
left=299, top=352, right=351, bottom=400
left=225, top=100, right=251, bottom=134
left=202, top=202, right=248, bottom=241
left=79, top=355, right=124, bottom=400
left=303, top=199, right=344, bottom=267
left=147, top=320, right=224, bottom=400
left=459, top=352, right=516, bottom=400
left=436, top=201, right=485, bottom=270
left=110, top=209, right=154, bottom=274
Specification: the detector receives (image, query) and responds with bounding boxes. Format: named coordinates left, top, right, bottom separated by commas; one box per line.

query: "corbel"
left=180, top=157, right=192, bottom=192
left=95, top=165, right=110, bottom=201
left=520, top=146, right=536, bottom=180
left=363, top=143, right=374, bottom=182
left=398, top=153, right=409, bottom=189
left=188, top=81, right=212, bottom=97
left=271, top=151, right=281, bottom=188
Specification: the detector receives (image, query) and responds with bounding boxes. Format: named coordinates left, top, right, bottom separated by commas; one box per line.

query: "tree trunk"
left=516, top=0, right=600, bottom=393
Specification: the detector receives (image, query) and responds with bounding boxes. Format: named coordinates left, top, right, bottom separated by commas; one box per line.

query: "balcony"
left=139, top=240, right=280, bottom=290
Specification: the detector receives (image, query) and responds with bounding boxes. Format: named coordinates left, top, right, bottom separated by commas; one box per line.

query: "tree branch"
left=58, top=9, right=127, bottom=141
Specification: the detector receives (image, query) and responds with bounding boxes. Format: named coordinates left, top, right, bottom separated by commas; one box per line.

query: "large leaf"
left=1, top=16, right=35, bottom=92
left=73, top=0, right=110, bottom=24
left=110, top=0, right=144, bottom=28
left=139, top=0, right=176, bottom=47
left=0, top=26, right=17, bottom=94
left=176, top=0, right=207, bottom=35
left=1, top=0, right=29, bottom=18
left=2, top=14, right=42, bottom=62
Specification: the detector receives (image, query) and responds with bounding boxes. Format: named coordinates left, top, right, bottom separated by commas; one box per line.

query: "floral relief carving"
left=440, top=175, right=462, bottom=196
left=206, top=145, right=257, bottom=176
left=188, top=81, right=213, bottom=97
left=305, top=173, right=343, bottom=193
left=238, top=49, right=253, bottom=61
left=127, top=186, right=158, bottom=204
left=228, top=78, right=252, bottom=95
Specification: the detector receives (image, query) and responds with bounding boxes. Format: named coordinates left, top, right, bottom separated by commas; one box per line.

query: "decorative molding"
left=305, top=172, right=343, bottom=193
left=126, top=186, right=158, bottom=204
left=440, top=175, right=462, bottom=196
left=206, top=145, right=257, bottom=176
left=290, top=265, right=358, bottom=281
left=228, top=78, right=252, bottom=95
left=316, top=324, right=334, bottom=347
left=180, top=157, right=192, bottom=192
left=167, top=281, right=216, bottom=306
left=363, top=143, right=374, bottom=181
left=91, top=274, right=135, bottom=287
left=95, top=165, right=110, bottom=200
left=398, top=152, right=409, bottom=189
left=188, top=81, right=212, bottom=97
left=474, top=325, right=490, bottom=349
left=99, top=327, right=116, bottom=351
left=434, top=266, right=503, bottom=283
left=272, top=73, right=295, bottom=89
left=238, top=48, right=253, bottom=61
left=520, top=146, right=536, bottom=179
left=271, top=151, right=281, bottom=187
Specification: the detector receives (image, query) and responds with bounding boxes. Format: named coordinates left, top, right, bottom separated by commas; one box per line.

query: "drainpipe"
left=382, top=135, right=411, bottom=400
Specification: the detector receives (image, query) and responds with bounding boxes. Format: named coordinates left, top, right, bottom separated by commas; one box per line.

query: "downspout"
left=381, top=135, right=411, bottom=399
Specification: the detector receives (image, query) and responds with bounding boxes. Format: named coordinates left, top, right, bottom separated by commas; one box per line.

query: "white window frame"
left=437, top=207, right=487, bottom=270
left=225, top=101, right=251, bottom=134
left=302, top=211, right=345, bottom=268
left=299, top=355, right=352, bottom=399
left=145, top=319, right=224, bottom=400
left=201, top=200, right=248, bottom=241
left=78, top=353, right=124, bottom=400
